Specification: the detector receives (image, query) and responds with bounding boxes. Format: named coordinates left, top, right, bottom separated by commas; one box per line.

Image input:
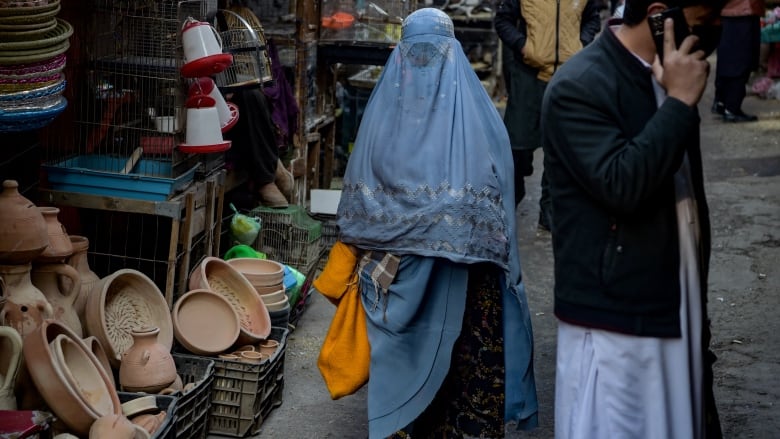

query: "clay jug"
left=0, top=263, right=54, bottom=338
left=0, top=324, right=23, bottom=409
left=36, top=207, right=73, bottom=263
left=119, top=327, right=176, bottom=393
left=31, top=263, right=83, bottom=337
left=0, top=180, right=49, bottom=264
left=66, top=235, right=100, bottom=319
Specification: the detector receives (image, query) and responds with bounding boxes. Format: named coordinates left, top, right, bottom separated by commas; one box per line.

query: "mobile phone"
left=648, top=7, right=690, bottom=63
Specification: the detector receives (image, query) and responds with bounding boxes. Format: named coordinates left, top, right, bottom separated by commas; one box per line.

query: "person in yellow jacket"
left=494, top=0, right=602, bottom=231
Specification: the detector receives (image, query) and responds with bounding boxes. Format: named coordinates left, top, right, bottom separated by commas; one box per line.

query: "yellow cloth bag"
left=313, top=241, right=370, bottom=400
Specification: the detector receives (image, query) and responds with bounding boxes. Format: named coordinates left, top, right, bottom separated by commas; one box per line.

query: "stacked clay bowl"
left=172, top=289, right=241, bottom=355
left=23, top=319, right=121, bottom=436
left=189, top=257, right=271, bottom=345
left=226, top=258, right=288, bottom=306
left=84, top=269, right=174, bottom=368
left=0, top=0, right=70, bottom=131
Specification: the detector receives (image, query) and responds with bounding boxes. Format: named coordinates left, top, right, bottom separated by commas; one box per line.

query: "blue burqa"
left=337, top=8, right=538, bottom=437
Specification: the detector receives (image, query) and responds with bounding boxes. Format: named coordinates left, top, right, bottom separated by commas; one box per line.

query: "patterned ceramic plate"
left=0, top=3, right=60, bottom=24
left=0, top=0, right=58, bottom=16
left=0, top=18, right=71, bottom=51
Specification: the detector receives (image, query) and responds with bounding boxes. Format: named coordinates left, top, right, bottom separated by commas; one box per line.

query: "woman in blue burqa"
left=336, top=7, right=538, bottom=438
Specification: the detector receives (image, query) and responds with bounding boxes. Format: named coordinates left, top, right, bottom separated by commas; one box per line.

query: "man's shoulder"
left=551, top=39, right=610, bottom=85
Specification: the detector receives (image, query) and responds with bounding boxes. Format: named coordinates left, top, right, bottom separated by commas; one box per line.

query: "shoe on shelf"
left=722, top=109, right=758, bottom=123
left=259, top=182, right=289, bottom=208
left=711, top=101, right=725, bottom=115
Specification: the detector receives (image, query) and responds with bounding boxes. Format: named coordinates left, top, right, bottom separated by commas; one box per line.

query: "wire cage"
left=212, top=7, right=274, bottom=93
left=40, top=0, right=215, bottom=200
left=250, top=205, right=323, bottom=272
left=320, top=0, right=409, bottom=43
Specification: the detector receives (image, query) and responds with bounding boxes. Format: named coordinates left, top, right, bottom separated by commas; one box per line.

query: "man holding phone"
left=541, top=0, right=725, bottom=438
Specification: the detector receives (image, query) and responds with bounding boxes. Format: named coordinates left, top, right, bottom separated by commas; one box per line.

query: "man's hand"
left=651, top=17, right=710, bottom=107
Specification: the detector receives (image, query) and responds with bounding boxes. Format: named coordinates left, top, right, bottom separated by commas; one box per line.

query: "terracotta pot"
left=257, top=338, right=279, bottom=358
left=83, top=335, right=116, bottom=389
left=50, top=334, right=116, bottom=418
left=130, top=411, right=166, bottom=436
left=226, top=258, right=285, bottom=287
left=66, top=235, right=101, bottom=319
left=0, top=180, right=49, bottom=264
left=22, top=319, right=121, bottom=436
left=172, top=289, right=240, bottom=355
left=36, top=207, right=73, bottom=263
left=0, top=325, right=23, bottom=409
left=254, top=282, right=284, bottom=295
left=119, top=327, right=177, bottom=393
left=239, top=350, right=265, bottom=363
left=90, top=413, right=149, bottom=439
left=31, top=263, right=83, bottom=337
left=0, top=263, right=54, bottom=338
left=189, top=256, right=271, bottom=345
left=259, top=289, right=286, bottom=305
left=84, top=269, right=173, bottom=368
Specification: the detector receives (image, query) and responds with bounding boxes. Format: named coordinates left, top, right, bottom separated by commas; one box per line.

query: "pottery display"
left=225, top=258, right=285, bottom=287
left=119, top=327, right=177, bottom=393
left=84, top=269, right=173, bottom=367
left=30, top=262, right=83, bottom=337
left=83, top=335, right=116, bottom=389
left=36, top=206, right=73, bottom=263
left=239, top=350, right=264, bottom=363
left=50, top=334, right=116, bottom=418
left=23, top=319, right=121, bottom=436
left=257, top=338, right=279, bottom=358
left=254, top=282, right=285, bottom=295
left=172, top=289, right=240, bottom=355
left=120, top=394, right=158, bottom=418
left=264, top=295, right=290, bottom=312
left=89, top=413, right=149, bottom=439
left=0, top=263, right=54, bottom=338
left=66, top=235, right=101, bottom=319
left=0, top=325, right=23, bottom=409
left=131, top=411, right=166, bottom=436
left=0, top=180, right=49, bottom=264
left=259, top=289, right=286, bottom=305
left=189, top=256, right=271, bottom=345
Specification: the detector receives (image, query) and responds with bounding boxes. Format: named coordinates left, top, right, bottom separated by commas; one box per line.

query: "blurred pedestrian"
left=337, top=8, right=538, bottom=438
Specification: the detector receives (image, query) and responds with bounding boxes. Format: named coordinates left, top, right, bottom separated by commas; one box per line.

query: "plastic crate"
left=251, top=205, right=323, bottom=271
left=171, top=354, right=216, bottom=439
left=207, top=327, right=288, bottom=437
left=118, top=392, right=177, bottom=439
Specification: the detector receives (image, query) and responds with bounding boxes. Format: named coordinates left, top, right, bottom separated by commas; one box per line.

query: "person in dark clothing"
left=494, top=0, right=601, bottom=231
left=542, top=0, right=724, bottom=436
left=712, top=0, right=765, bottom=122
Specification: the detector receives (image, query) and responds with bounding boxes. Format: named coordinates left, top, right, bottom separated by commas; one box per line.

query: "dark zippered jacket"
left=541, top=27, right=712, bottom=338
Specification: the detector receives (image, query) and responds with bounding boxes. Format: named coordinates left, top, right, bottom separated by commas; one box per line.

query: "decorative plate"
left=0, top=40, right=69, bottom=65
left=0, top=18, right=72, bottom=51
left=0, top=3, right=60, bottom=25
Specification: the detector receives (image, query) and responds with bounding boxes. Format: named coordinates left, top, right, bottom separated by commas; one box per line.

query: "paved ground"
left=217, top=70, right=780, bottom=439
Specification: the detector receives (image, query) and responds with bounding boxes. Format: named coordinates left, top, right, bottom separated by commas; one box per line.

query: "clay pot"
left=119, top=327, right=177, bottom=393
left=84, top=269, right=173, bottom=368
left=254, top=282, right=284, bottom=295
left=50, top=334, right=116, bottom=418
left=36, top=207, right=73, bottom=263
left=22, top=320, right=121, bottom=436
left=239, top=350, right=265, bottom=363
left=259, top=289, right=286, bottom=305
left=0, top=180, right=49, bottom=264
left=66, top=235, right=101, bottom=319
left=226, top=258, right=285, bottom=287
left=0, top=263, right=54, bottom=338
left=172, top=289, right=240, bottom=355
left=189, top=256, right=271, bottom=345
left=90, top=413, right=149, bottom=439
left=0, top=325, right=23, bottom=409
left=31, top=263, right=83, bottom=337
left=83, top=335, right=116, bottom=389
left=257, top=338, right=279, bottom=358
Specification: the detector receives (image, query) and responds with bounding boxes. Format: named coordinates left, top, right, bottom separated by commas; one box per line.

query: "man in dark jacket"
left=494, top=0, right=601, bottom=230
left=542, top=0, right=725, bottom=437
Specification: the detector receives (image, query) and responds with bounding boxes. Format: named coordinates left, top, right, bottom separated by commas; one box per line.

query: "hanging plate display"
left=0, top=19, right=72, bottom=51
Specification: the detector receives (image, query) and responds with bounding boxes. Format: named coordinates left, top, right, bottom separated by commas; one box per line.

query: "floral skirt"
left=389, top=263, right=505, bottom=439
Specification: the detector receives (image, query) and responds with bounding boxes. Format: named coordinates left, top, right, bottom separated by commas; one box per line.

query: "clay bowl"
left=50, top=334, right=117, bottom=418
left=226, top=258, right=284, bottom=287
left=23, top=319, right=121, bottom=436
left=85, top=269, right=174, bottom=367
left=259, top=289, right=286, bottom=305
left=257, top=339, right=279, bottom=358
left=254, top=282, right=284, bottom=295
left=83, top=335, right=116, bottom=388
left=264, top=296, right=290, bottom=312
left=172, top=289, right=240, bottom=355
left=189, top=257, right=271, bottom=345
left=121, top=394, right=158, bottom=418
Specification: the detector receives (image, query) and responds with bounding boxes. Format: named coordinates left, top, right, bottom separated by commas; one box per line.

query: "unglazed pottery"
left=257, top=338, right=279, bottom=358
left=0, top=325, right=23, bottom=409
left=225, top=258, right=285, bottom=287
left=50, top=334, right=115, bottom=417
left=121, top=394, right=158, bottom=417
left=119, top=327, right=176, bottom=393
left=30, top=262, right=83, bottom=337
left=23, top=319, right=121, bottom=435
left=189, top=256, right=271, bottom=345
left=0, top=180, right=49, bottom=264
left=36, top=206, right=73, bottom=263
left=83, top=335, right=115, bottom=389
left=172, top=289, right=239, bottom=355
left=239, top=350, right=265, bottom=363
left=84, top=269, right=173, bottom=367
left=254, top=282, right=284, bottom=295
left=259, top=289, right=286, bottom=305
left=0, top=263, right=54, bottom=338
left=264, top=295, right=290, bottom=312
left=89, top=413, right=149, bottom=439
left=66, top=235, right=100, bottom=319
left=130, top=411, right=166, bottom=436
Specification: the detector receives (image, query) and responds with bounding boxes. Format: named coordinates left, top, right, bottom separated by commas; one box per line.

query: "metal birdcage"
left=212, top=7, right=274, bottom=93
left=40, top=0, right=215, bottom=201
